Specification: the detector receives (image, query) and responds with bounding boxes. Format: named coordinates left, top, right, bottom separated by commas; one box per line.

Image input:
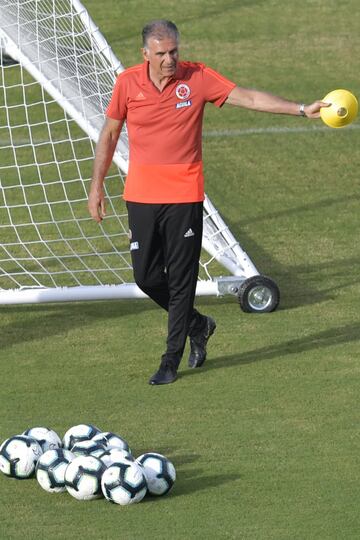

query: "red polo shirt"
left=106, top=61, right=236, bottom=203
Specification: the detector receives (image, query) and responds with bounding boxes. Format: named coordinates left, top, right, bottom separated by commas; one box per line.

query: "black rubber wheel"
left=237, top=275, right=280, bottom=313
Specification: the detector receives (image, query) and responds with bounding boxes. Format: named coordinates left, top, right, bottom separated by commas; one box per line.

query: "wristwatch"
left=299, top=103, right=306, bottom=117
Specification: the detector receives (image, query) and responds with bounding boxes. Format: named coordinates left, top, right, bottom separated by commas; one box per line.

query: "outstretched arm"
left=225, top=86, right=328, bottom=118
left=88, top=117, right=123, bottom=223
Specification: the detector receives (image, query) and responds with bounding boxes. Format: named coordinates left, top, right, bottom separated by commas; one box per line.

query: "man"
left=88, top=20, right=328, bottom=385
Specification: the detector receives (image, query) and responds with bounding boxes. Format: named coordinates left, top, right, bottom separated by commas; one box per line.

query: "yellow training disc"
left=320, top=89, right=358, bottom=128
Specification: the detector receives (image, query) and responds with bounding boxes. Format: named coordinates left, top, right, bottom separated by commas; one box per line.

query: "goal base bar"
left=0, top=277, right=250, bottom=305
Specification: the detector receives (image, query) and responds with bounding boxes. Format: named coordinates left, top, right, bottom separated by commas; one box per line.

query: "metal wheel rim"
left=247, top=285, right=273, bottom=311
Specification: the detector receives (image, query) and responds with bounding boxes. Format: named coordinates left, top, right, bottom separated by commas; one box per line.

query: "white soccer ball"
left=92, top=432, right=130, bottom=453
left=136, top=452, right=176, bottom=496
left=99, top=447, right=134, bottom=467
left=71, top=440, right=106, bottom=458
left=62, top=424, right=101, bottom=450
left=101, top=461, right=147, bottom=505
left=64, top=455, right=106, bottom=500
left=0, top=435, right=43, bottom=479
left=36, top=448, right=75, bottom=493
left=22, top=427, right=62, bottom=452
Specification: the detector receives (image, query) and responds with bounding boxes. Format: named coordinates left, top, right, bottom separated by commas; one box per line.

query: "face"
left=142, top=36, right=179, bottom=79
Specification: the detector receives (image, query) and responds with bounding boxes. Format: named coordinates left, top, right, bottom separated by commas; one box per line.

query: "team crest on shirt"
left=175, top=83, right=191, bottom=100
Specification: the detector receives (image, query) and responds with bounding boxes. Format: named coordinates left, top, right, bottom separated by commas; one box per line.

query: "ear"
left=141, top=47, right=149, bottom=62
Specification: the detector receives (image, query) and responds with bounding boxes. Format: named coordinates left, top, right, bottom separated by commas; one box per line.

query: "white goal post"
left=0, top=0, right=279, bottom=311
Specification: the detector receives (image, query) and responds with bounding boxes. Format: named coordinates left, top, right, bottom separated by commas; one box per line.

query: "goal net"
left=0, top=0, right=259, bottom=305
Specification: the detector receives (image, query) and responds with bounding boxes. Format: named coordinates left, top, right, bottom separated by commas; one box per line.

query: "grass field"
left=1, top=1, right=360, bottom=539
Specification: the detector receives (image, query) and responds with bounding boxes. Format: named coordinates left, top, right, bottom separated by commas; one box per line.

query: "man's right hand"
left=88, top=182, right=106, bottom=223
left=87, top=118, right=123, bottom=223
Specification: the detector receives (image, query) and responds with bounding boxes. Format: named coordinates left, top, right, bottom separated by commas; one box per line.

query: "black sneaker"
left=149, top=356, right=178, bottom=385
left=188, top=316, right=216, bottom=368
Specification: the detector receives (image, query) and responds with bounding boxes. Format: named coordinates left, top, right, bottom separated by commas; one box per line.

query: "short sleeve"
left=106, top=74, right=127, bottom=121
left=202, top=66, right=236, bottom=107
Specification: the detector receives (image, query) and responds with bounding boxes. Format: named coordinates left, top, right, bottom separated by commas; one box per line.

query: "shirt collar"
left=141, top=61, right=184, bottom=86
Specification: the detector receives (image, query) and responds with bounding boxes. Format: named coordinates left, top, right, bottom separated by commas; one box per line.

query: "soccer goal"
left=0, top=0, right=279, bottom=312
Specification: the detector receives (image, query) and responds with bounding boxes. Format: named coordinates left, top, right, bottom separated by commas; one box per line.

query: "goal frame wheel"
left=237, top=275, right=280, bottom=313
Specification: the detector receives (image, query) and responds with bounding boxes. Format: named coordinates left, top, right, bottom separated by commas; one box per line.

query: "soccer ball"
left=0, top=435, right=43, bottom=479
left=136, top=452, right=176, bottom=496
left=99, top=447, right=134, bottom=467
left=36, top=448, right=75, bottom=493
left=23, top=427, right=62, bottom=452
left=101, top=461, right=147, bottom=505
left=92, top=432, right=130, bottom=453
left=71, top=440, right=106, bottom=458
left=62, top=424, right=101, bottom=450
left=64, top=455, right=106, bottom=500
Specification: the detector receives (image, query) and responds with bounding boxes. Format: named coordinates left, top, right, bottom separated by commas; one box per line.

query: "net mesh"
left=0, top=0, right=245, bottom=297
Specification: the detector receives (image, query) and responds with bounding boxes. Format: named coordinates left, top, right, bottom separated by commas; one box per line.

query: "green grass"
left=1, top=1, right=360, bottom=539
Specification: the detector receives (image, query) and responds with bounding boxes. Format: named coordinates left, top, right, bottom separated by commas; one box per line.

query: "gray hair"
left=142, top=20, right=179, bottom=49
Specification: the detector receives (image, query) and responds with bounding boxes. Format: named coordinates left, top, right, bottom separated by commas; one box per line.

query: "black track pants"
left=127, top=202, right=205, bottom=363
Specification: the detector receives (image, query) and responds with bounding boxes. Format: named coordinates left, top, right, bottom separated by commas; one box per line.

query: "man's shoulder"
left=117, top=63, right=143, bottom=81
left=177, top=61, right=227, bottom=81
left=181, top=63, right=235, bottom=89
left=179, top=61, right=207, bottom=74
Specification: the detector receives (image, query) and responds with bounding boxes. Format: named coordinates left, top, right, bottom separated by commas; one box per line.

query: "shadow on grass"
left=236, top=193, right=360, bottom=229
left=130, top=449, right=235, bottom=497
left=0, top=300, right=157, bottom=350
left=225, top=231, right=360, bottom=312
left=180, top=322, right=360, bottom=376
left=276, top=255, right=360, bottom=311
left=220, top=192, right=360, bottom=311
left=139, top=470, right=235, bottom=501
left=220, top=217, right=329, bottom=311
left=171, top=469, right=241, bottom=498
left=139, top=468, right=241, bottom=502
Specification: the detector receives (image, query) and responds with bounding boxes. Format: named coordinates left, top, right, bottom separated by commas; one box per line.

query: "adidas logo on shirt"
left=184, top=228, right=195, bottom=238
left=135, top=92, right=146, bottom=100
